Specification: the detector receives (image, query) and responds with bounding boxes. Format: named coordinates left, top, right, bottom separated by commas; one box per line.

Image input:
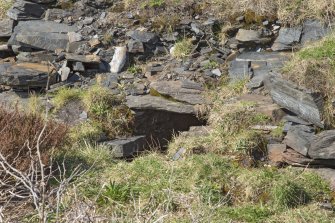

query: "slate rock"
left=228, top=60, right=250, bottom=81
left=0, top=19, right=14, bottom=38
left=309, top=130, right=335, bottom=159
left=272, top=27, right=302, bottom=51
left=104, top=136, right=147, bottom=158
left=150, top=80, right=207, bottom=105
left=65, top=53, right=101, bottom=63
left=301, top=20, right=330, bottom=45
left=236, top=29, right=261, bottom=42
left=44, top=8, right=72, bottom=21
left=269, top=76, right=324, bottom=128
left=126, top=30, right=159, bottom=44
left=126, top=95, right=196, bottom=115
left=7, top=0, right=46, bottom=21
left=283, top=125, right=315, bottom=156
left=0, top=62, right=57, bottom=88
left=8, top=21, right=78, bottom=51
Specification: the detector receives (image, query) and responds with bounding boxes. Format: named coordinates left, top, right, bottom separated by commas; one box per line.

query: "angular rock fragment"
left=7, top=0, right=46, bottom=21
left=126, top=30, right=159, bottom=44
left=65, top=53, right=101, bottom=63
left=236, top=29, right=261, bottom=42
left=283, top=125, right=315, bottom=156
left=271, top=27, right=302, bottom=51
left=301, top=20, right=330, bottom=45
left=104, top=136, right=147, bottom=158
left=269, top=76, right=324, bottom=128
left=309, top=130, right=335, bottom=159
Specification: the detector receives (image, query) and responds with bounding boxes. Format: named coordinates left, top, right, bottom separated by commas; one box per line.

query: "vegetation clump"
left=171, top=38, right=194, bottom=59
left=51, top=85, right=133, bottom=143
left=0, top=0, right=12, bottom=19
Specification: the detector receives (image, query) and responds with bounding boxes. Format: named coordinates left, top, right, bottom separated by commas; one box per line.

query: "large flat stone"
left=8, top=21, right=78, bottom=51
left=0, top=62, right=56, bottom=88
left=150, top=80, right=207, bottom=105
left=126, top=95, right=196, bottom=115
left=269, top=76, right=324, bottom=128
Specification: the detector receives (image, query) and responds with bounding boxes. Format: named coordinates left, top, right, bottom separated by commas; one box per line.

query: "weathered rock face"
left=0, top=19, right=14, bottom=38
left=301, top=20, right=330, bottom=44
left=271, top=27, right=302, bottom=51
left=269, top=76, right=324, bottom=128
left=0, top=62, right=56, bottom=88
left=283, top=125, right=315, bottom=156
left=150, top=80, right=207, bottom=105
left=8, top=21, right=78, bottom=51
left=229, top=52, right=289, bottom=84
left=126, top=95, right=204, bottom=147
left=7, top=0, right=46, bottom=21
left=309, top=130, right=335, bottom=159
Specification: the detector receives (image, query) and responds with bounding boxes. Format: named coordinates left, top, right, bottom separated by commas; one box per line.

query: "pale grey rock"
left=109, top=46, right=127, bottom=73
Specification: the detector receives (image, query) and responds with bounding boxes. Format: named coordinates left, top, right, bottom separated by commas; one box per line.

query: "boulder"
left=271, top=27, right=302, bottom=51
left=267, top=144, right=286, bottom=166
left=7, top=0, right=46, bottom=21
left=0, top=62, right=57, bottom=88
left=283, top=125, right=315, bottom=156
left=269, top=76, right=324, bottom=128
left=126, top=95, right=204, bottom=147
left=309, top=130, right=335, bottom=159
left=8, top=21, right=78, bottom=51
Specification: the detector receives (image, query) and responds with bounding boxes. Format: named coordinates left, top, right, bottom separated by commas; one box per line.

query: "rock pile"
left=0, top=0, right=334, bottom=163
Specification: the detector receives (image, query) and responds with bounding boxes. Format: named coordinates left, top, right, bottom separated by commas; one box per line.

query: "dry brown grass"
left=0, top=0, right=11, bottom=19
left=213, top=0, right=335, bottom=25
left=0, top=106, right=67, bottom=171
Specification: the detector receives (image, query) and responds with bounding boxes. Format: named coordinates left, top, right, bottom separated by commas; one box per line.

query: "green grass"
left=51, top=87, right=83, bottom=110
left=56, top=148, right=334, bottom=222
left=171, top=38, right=194, bottom=59
left=52, top=85, right=133, bottom=142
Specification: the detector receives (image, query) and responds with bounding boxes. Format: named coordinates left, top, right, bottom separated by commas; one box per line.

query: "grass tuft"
left=171, top=38, right=193, bottom=59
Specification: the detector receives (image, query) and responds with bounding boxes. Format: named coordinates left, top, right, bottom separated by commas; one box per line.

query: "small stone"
left=211, top=68, right=222, bottom=77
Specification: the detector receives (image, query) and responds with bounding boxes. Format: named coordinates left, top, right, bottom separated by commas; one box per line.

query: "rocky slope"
left=1, top=0, right=335, bottom=221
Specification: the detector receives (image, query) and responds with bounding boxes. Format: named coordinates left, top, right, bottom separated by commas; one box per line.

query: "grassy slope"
left=50, top=77, right=335, bottom=222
